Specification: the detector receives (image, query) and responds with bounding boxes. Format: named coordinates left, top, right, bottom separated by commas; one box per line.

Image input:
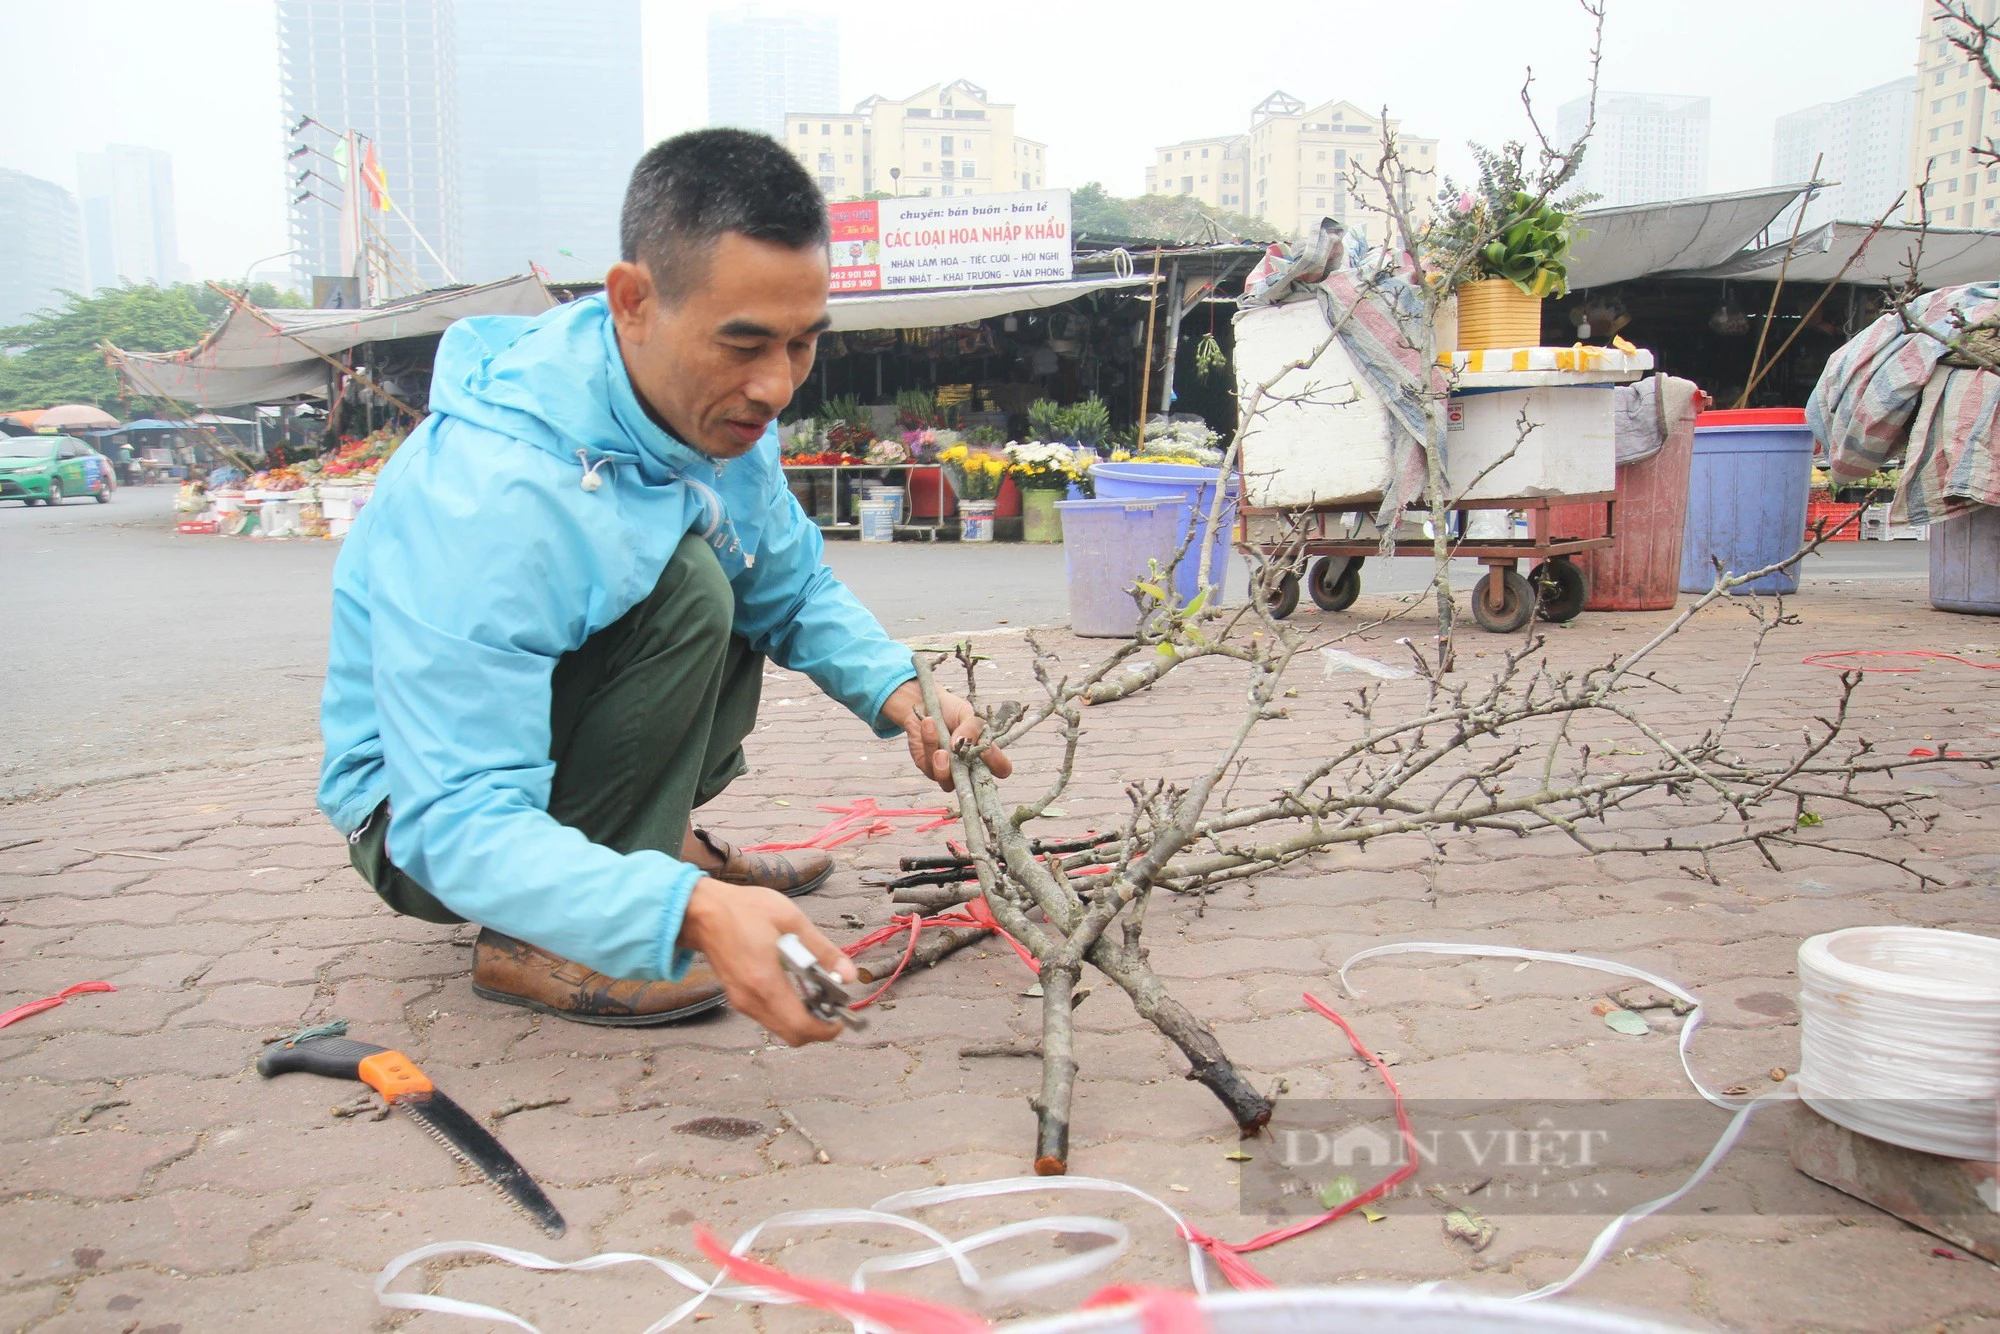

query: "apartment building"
left=1912, top=0, right=2000, bottom=226
left=1146, top=92, right=1437, bottom=239
left=1557, top=91, right=1710, bottom=208
left=783, top=79, right=1047, bottom=200
left=1145, top=135, right=1249, bottom=210
left=1773, top=78, right=1915, bottom=230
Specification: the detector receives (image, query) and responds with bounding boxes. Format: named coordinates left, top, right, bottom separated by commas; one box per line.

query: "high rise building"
left=456, top=0, right=642, bottom=282
left=0, top=169, right=86, bottom=326
left=1146, top=92, right=1439, bottom=240
left=278, top=0, right=462, bottom=294
left=1773, top=78, right=1916, bottom=231
left=709, top=7, right=839, bottom=139
left=75, top=144, right=183, bottom=291
left=1911, top=1, right=1999, bottom=227
left=1558, top=92, right=1710, bottom=207
left=783, top=80, right=1046, bottom=201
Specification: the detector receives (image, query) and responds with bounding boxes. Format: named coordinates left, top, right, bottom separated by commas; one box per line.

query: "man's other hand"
left=880, top=680, right=1013, bottom=792
left=679, top=879, right=854, bottom=1046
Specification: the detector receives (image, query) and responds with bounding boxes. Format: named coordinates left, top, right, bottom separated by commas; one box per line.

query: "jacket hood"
left=426, top=293, right=712, bottom=487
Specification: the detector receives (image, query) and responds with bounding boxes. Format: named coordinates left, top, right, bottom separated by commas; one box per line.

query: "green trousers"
left=350, top=532, right=764, bottom=923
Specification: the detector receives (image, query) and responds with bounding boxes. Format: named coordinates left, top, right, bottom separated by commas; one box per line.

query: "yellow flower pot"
left=1455, top=278, right=1544, bottom=351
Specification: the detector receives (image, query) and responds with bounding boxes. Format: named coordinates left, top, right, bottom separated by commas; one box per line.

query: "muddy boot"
left=471, top=929, right=727, bottom=1026
left=688, top=829, right=833, bottom=898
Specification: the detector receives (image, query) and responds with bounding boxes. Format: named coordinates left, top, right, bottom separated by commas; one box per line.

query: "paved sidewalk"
left=2, top=582, right=1997, bottom=1332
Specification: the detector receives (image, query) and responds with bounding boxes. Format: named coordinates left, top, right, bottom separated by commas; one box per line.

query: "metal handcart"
left=1240, top=492, right=1617, bottom=633
left=1229, top=299, right=1654, bottom=633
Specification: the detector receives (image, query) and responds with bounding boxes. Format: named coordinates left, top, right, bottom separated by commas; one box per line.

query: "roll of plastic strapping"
left=1797, top=926, right=2000, bottom=1162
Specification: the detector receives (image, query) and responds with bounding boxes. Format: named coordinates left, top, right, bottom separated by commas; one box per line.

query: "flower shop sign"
left=827, top=189, right=1073, bottom=293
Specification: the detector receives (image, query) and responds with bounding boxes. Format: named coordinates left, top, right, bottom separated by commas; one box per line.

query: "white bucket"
left=959, top=498, right=996, bottom=542
left=1009, top=1286, right=1693, bottom=1334
left=858, top=497, right=898, bottom=542
left=872, top=485, right=906, bottom=521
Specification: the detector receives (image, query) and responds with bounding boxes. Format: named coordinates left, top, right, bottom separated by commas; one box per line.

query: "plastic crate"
left=1804, top=500, right=1864, bottom=542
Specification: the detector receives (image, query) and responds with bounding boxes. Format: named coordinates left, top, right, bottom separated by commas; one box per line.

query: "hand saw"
left=257, top=1034, right=566, bottom=1237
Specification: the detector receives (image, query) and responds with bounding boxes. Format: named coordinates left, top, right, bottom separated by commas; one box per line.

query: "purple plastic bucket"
left=1057, top=498, right=1183, bottom=637
left=1088, top=462, right=1237, bottom=606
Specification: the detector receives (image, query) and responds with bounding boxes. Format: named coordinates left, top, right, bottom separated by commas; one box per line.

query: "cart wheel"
left=1264, top=571, right=1301, bottom=619
left=1471, top=568, right=1535, bottom=634
left=1307, top=556, right=1361, bottom=612
left=1531, top=559, right=1589, bottom=623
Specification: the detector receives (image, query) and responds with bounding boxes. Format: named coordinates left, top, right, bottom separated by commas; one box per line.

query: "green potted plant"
left=1425, top=148, right=1586, bottom=351
left=1004, top=440, right=1082, bottom=542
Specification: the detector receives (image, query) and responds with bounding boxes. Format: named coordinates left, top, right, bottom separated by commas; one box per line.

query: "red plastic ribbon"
left=743, top=797, right=954, bottom=854
left=1803, top=650, right=2000, bottom=673
left=1172, top=993, right=1421, bottom=1288
left=684, top=994, right=1416, bottom=1320
left=1081, top=1285, right=1208, bottom=1333
left=694, top=1225, right=990, bottom=1334
left=840, top=900, right=1041, bottom=1011
left=0, top=981, right=116, bottom=1031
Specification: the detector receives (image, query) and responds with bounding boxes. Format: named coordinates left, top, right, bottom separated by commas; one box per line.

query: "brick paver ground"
left=3, top=581, right=1997, bottom=1332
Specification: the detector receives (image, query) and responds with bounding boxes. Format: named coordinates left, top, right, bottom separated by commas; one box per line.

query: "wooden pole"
left=1134, top=248, right=1164, bottom=452
left=1734, top=193, right=1905, bottom=408
left=1737, top=155, right=1822, bottom=409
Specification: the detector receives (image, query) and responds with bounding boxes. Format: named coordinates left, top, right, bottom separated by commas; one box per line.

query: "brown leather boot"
left=688, top=829, right=832, bottom=897
left=471, top=929, right=726, bottom=1026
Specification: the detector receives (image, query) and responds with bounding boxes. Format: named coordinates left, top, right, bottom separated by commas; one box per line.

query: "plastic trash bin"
left=1678, top=408, right=1816, bottom=596
left=1535, top=405, right=1698, bottom=610
left=1088, top=462, right=1237, bottom=606
left=1057, top=498, right=1183, bottom=637
left=1929, top=504, right=2000, bottom=614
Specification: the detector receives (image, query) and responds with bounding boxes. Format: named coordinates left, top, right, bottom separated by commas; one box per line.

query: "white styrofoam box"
left=1234, top=299, right=1396, bottom=508
left=1442, top=385, right=1616, bottom=500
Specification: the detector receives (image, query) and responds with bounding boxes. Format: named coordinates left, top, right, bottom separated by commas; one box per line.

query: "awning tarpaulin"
left=107, top=275, right=555, bottom=408
left=1563, top=185, right=1813, bottom=291
left=1671, top=220, right=2000, bottom=288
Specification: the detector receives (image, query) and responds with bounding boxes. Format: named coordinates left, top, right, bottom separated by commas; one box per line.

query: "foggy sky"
left=0, top=0, right=1919, bottom=283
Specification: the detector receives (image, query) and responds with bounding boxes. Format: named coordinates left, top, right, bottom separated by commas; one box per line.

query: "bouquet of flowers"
left=1004, top=440, right=1084, bottom=491
left=937, top=443, right=1008, bottom=501
left=864, top=436, right=912, bottom=466
left=1110, top=419, right=1225, bottom=468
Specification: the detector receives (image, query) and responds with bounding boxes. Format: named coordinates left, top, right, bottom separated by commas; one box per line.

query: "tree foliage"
left=0, top=282, right=304, bottom=413
left=1070, top=182, right=1279, bottom=245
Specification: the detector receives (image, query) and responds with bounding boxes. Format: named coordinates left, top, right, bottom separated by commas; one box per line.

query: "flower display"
left=1003, top=440, right=1085, bottom=491
left=937, top=443, right=1008, bottom=501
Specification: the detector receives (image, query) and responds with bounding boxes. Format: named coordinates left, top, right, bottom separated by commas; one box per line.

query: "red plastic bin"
left=1533, top=398, right=1702, bottom=610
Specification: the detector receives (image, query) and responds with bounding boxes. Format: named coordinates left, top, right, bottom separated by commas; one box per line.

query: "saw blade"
left=396, top=1090, right=566, bottom=1237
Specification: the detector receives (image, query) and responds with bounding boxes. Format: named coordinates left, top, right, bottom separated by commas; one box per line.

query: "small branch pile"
left=871, top=551, right=1994, bottom=1173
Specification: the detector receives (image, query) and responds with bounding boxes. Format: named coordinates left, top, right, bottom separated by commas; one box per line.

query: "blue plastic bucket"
left=1088, top=462, right=1237, bottom=606
left=1057, top=498, right=1184, bottom=637
left=1678, top=409, right=1816, bottom=596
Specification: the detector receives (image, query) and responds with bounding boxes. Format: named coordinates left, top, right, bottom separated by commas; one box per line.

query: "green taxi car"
left=0, top=436, right=113, bottom=506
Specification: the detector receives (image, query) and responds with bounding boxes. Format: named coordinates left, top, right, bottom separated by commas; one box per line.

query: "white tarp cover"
left=1672, top=220, right=2000, bottom=288
left=108, top=275, right=554, bottom=408
left=825, top=274, right=1155, bottom=331
left=1564, top=185, right=1811, bottom=291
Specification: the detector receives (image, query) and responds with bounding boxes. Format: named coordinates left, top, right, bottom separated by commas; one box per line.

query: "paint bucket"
left=959, top=499, right=996, bottom=542
left=858, top=497, right=898, bottom=543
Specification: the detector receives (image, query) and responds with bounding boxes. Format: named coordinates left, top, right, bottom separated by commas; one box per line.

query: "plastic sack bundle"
left=1807, top=282, right=2000, bottom=523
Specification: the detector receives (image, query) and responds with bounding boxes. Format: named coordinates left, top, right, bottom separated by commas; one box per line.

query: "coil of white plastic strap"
left=1796, top=925, right=2000, bottom=1162
left=372, top=931, right=2000, bottom=1328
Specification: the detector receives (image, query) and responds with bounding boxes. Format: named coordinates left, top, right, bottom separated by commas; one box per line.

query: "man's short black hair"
left=620, top=128, right=829, bottom=303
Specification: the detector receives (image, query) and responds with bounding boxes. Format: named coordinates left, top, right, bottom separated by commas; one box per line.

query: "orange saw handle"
left=255, top=1035, right=433, bottom=1100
